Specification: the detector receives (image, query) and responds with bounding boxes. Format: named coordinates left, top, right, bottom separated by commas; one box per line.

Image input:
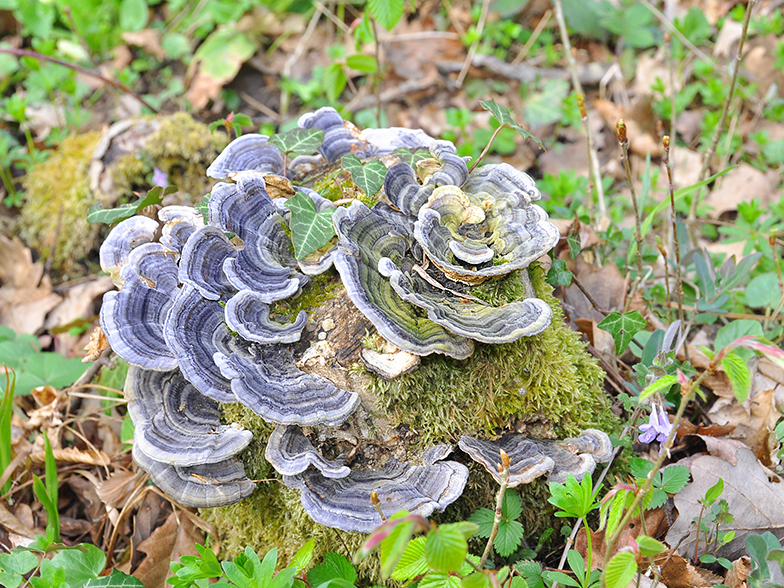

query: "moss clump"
left=369, top=263, right=615, bottom=446
left=270, top=270, right=341, bottom=321
left=110, top=113, right=228, bottom=200
left=20, top=132, right=102, bottom=274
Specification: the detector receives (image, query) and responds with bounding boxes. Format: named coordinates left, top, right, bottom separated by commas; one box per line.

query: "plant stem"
left=370, top=18, right=383, bottom=127
left=694, top=505, right=706, bottom=563
left=663, top=136, right=687, bottom=361
left=687, top=0, right=755, bottom=237
left=469, top=124, right=506, bottom=173
left=617, top=119, right=645, bottom=282
left=602, top=368, right=713, bottom=585
left=480, top=450, right=511, bottom=569
left=0, top=48, right=159, bottom=114
left=551, top=0, right=608, bottom=229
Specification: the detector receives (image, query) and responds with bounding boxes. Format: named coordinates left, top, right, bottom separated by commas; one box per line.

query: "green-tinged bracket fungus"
left=98, top=107, right=617, bottom=569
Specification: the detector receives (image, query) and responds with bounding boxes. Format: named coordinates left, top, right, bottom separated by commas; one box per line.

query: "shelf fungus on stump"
left=99, top=106, right=614, bottom=546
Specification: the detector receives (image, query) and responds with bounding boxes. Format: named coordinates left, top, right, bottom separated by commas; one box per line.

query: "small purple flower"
left=639, top=403, right=673, bottom=444
left=152, top=167, right=168, bottom=188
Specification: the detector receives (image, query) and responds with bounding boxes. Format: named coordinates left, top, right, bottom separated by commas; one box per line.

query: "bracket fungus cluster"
left=100, top=107, right=613, bottom=537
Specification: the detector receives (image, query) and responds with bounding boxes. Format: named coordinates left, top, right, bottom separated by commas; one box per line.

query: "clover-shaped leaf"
left=286, top=192, right=336, bottom=259
left=480, top=99, right=544, bottom=150
left=341, top=154, right=387, bottom=197
left=268, top=128, right=325, bottom=156
left=598, top=311, right=648, bottom=355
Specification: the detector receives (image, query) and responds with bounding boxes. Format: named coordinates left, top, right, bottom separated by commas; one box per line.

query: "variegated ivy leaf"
left=480, top=99, right=544, bottom=150
left=598, top=311, right=648, bottom=355
left=87, top=185, right=177, bottom=225
left=391, top=147, right=432, bottom=167
left=268, top=128, right=325, bottom=156
left=341, top=154, right=387, bottom=197
left=286, top=192, right=336, bottom=259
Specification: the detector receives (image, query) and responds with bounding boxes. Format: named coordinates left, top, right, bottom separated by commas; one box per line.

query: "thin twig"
left=371, top=18, right=383, bottom=126
left=687, top=0, right=756, bottom=235
left=480, top=450, right=511, bottom=568
left=551, top=0, right=608, bottom=228
left=456, top=0, right=490, bottom=87
left=511, top=10, right=552, bottom=66
left=571, top=275, right=609, bottom=315
left=663, top=136, right=687, bottom=360
left=617, top=120, right=644, bottom=281
left=469, top=124, right=506, bottom=172
left=0, top=48, right=158, bottom=113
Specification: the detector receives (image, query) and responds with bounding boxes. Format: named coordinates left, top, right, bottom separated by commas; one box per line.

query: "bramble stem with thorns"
left=687, top=0, right=756, bottom=237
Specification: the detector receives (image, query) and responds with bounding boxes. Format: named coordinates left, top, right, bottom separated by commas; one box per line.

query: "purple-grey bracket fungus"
left=99, top=215, right=159, bottom=285
left=178, top=225, right=238, bottom=301
left=283, top=456, right=468, bottom=533
left=459, top=429, right=612, bottom=486
left=224, top=290, right=308, bottom=345
left=126, top=366, right=252, bottom=467
left=206, top=134, right=284, bottom=179
left=265, top=425, right=350, bottom=479
left=100, top=243, right=179, bottom=371
left=158, top=206, right=204, bottom=254
left=333, top=201, right=475, bottom=359
left=132, top=443, right=254, bottom=508
left=214, top=343, right=360, bottom=427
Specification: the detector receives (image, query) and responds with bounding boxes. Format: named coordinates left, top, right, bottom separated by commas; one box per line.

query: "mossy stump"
left=201, top=263, right=618, bottom=580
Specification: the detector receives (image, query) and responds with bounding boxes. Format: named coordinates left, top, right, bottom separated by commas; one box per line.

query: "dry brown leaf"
left=263, top=175, right=296, bottom=199
left=121, top=30, right=165, bottom=60
left=30, top=446, right=111, bottom=467
left=96, top=470, right=142, bottom=509
left=44, top=276, right=113, bottom=357
left=713, top=19, right=743, bottom=58
left=0, top=236, right=63, bottom=334
left=563, top=259, right=626, bottom=323
left=665, top=447, right=784, bottom=561
left=83, top=326, right=109, bottom=363
left=724, top=555, right=751, bottom=588
left=0, top=503, right=36, bottom=540
left=133, top=510, right=203, bottom=588
left=687, top=434, right=747, bottom=464
left=659, top=552, right=723, bottom=588
left=704, top=164, right=780, bottom=218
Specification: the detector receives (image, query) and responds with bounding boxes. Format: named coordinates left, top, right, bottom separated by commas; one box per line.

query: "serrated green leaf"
left=597, top=311, right=648, bottom=355
left=640, top=374, right=679, bottom=401
left=502, top=490, right=523, bottom=521
left=419, top=571, right=462, bottom=588
left=604, top=552, right=637, bottom=588
left=341, top=154, right=387, bottom=197
left=461, top=572, right=491, bottom=588
left=367, top=0, right=405, bottom=30
left=546, top=259, right=573, bottom=286
left=494, top=520, right=524, bottom=557
left=84, top=569, right=144, bottom=588
left=605, top=491, right=626, bottom=540
left=646, top=489, right=668, bottom=510
left=346, top=54, right=378, bottom=73
left=323, top=62, right=347, bottom=103
left=635, top=536, right=665, bottom=557
left=467, top=508, right=494, bottom=538
left=268, top=128, right=325, bottom=156
left=307, top=553, right=357, bottom=588
left=391, top=537, right=429, bottom=582
left=390, top=148, right=432, bottom=167
left=479, top=99, right=544, bottom=150
left=509, top=577, right=528, bottom=588
left=721, top=351, right=752, bottom=403
left=514, top=561, right=543, bottom=588
left=286, top=192, right=337, bottom=259
left=425, top=526, right=468, bottom=572
left=291, top=539, right=316, bottom=572
left=659, top=465, right=690, bottom=494
left=379, top=520, right=415, bottom=578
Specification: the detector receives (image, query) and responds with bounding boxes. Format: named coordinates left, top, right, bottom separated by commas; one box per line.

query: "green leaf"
left=291, top=539, right=316, bottom=572
left=523, top=79, right=570, bottom=127
left=721, top=351, right=752, bottom=403
left=640, top=375, right=679, bottom=401
left=49, top=544, right=106, bottom=586
left=307, top=553, right=357, bottom=588
left=479, top=99, right=544, bottom=150
left=195, top=194, right=210, bottom=222
left=379, top=520, right=415, bottom=578
left=603, top=552, right=637, bottom=588
left=546, top=259, right=573, bottom=286
left=502, top=490, right=523, bottom=521
left=193, top=25, right=257, bottom=88
left=745, top=273, right=781, bottom=309
left=467, top=508, right=494, bottom=538
left=541, top=571, right=580, bottom=588
left=268, top=129, right=325, bottom=156
left=323, top=62, right=347, bottom=103
left=391, top=537, right=429, bottom=582
left=548, top=474, right=596, bottom=520
left=367, top=0, right=405, bottom=30
left=390, top=148, right=432, bottom=167
left=715, top=320, right=763, bottom=361
left=86, top=186, right=173, bottom=225
left=597, top=311, right=648, bottom=355
left=10, top=352, right=88, bottom=396
left=341, top=154, right=387, bottom=197
left=509, top=577, right=529, bottom=588
left=567, top=231, right=581, bottom=259
left=425, top=525, right=468, bottom=572
left=84, top=569, right=144, bottom=588
left=346, top=54, right=378, bottom=73
left=495, top=519, right=524, bottom=557
left=703, top=478, right=724, bottom=507
left=635, top=536, right=665, bottom=557
left=419, top=571, right=462, bottom=588
left=514, top=561, right=543, bottom=588
left=461, top=572, right=491, bottom=588
left=119, top=0, right=148, bottom=32
left=286, top=192, right=337, bottom=259
left=659, top=465, right=690, bottom=494
left=0, top=550, right=38, bottom=576
left=222, top=561, right=254, bottom=588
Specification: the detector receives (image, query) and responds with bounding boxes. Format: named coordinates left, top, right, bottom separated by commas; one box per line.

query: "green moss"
left=369, top=263, right=616, bottom=446
left=270, top=270, right=341, bottom=321
left=20, top=132, right=102, bottom=274
left=470, top=270, right=528, bottom=306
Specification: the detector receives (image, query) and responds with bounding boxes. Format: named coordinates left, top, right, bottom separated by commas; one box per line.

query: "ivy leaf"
left=286, top=192, right=337, bottom=259
left=546, top=259, right=573, bottom=286
left=567, top=230, right=581, bottom=259
left=367, top=0, right=405, bottom=30
left=720, top=351, right=752, bottom=402
left=425, top=524, right=468, bottom=572
left=195, top=193, right=210, bottom=222
left=341, top=154, right=387, bottom=197
left=479, top=99, right=544, bottom=150
left=391, top=147, right=432, bottom=167
left=49, top=544, right=106, bottom=586
left=268, top=128, right=325, bottom=156
left=87, top=185, right=176, bottom=225
left=84, top=569, right=144, bottom=588
left=494, top=519, right=524, bottom=557
left=603, top=552, right=637, bottom=588
left=307, top=553, right=357, bottom=588
left=597, top=311, right=648, bottom=355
